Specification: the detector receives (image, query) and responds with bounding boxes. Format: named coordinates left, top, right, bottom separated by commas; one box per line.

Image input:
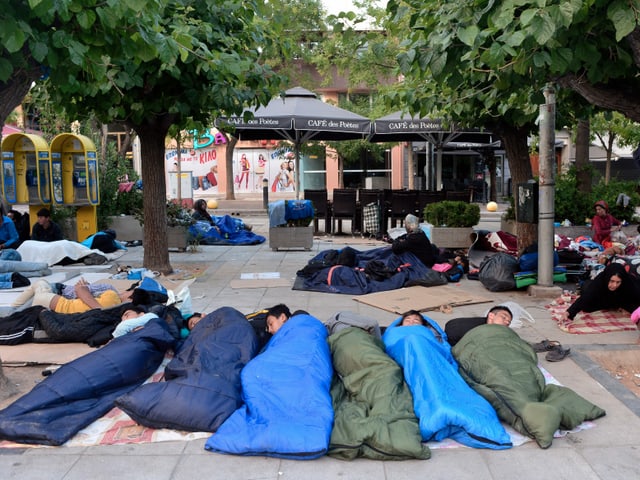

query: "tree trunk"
left=575, top=118, right=591, bottom=193
left=605, top=133, right=614, bottom=185
left=225, top=135, right=238, bottom=200
left=133, top=118, right=174, bottom=274
left=495, top=123, right=537, bottom=254
left=0, top=62, right=41, bottom=128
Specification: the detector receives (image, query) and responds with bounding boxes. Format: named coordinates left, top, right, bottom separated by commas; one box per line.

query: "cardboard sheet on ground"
left=353, top=285, right=493, bottom=314
left=0, top=343, right=94, bottom=366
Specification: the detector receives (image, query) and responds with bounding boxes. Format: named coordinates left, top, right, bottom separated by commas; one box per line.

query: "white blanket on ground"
left=17, top=240, right=120, bottom=266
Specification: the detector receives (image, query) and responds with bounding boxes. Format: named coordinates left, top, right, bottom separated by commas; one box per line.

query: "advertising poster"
left=165, top=146, right=221, bottom=195
left=232, top=148, right=300, bottom=194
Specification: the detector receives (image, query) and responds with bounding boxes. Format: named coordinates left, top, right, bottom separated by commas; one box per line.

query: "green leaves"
left=457, top=25, right=479, bottom=46
left=608, top=1, right=638, bottom=41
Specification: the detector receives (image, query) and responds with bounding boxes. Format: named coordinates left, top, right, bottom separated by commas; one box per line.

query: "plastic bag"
left=167, top=285, right=193, bottom=317
left=484, top=301, right=535, bottom=329
left=478, top=253, right=518, bottom=292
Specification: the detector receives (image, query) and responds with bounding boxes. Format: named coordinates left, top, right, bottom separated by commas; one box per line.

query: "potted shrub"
left=423, top=200, right=480, bottom=248
left=269, top=200, right=315, bottom=251
left=134, top=200, right=196, bottom=251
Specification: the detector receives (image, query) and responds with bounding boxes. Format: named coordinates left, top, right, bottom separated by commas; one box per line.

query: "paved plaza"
left=1, top=198, right=639, bottom=479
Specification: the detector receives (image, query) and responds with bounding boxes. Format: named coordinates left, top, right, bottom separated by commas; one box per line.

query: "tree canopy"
left=1, top=0, right=286, bottom=272
left=382, top=0, right=640, bottom=248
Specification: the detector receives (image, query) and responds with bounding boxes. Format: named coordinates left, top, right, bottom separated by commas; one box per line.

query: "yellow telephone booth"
left=1, top=133, right=51, bottom=220
left=50, top=133, right=99, bottom=241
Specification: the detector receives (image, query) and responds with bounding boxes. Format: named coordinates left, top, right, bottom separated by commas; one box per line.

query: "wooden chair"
left=331, top=188, right=358, bottom=235
left=417, top=190, right=445, bottom=221
left=446, top=189, right=472, bottom=203
left=387, top=190, right=419, bottom=229
left=304, top=189, right=331, bottom=234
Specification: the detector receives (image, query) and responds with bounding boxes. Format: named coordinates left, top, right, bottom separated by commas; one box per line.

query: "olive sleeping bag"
left=452, top=324, right=606, bottom=448
left=328, top=326, right=430, bottom=460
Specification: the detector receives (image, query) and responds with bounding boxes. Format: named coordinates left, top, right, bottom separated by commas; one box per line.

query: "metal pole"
left=538, top=84, right=556, bottom=286
left=263, top=178, right=269, bottom=210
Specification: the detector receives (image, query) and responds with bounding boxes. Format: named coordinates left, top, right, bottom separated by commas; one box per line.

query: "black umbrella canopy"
left=215, top=87, right=371, bottom=198
left=370, top=111, right=501, bottom=191
left=369, top=111, right=499, bottom=146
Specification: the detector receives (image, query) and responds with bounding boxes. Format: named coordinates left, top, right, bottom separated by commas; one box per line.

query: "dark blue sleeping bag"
left=116, top=307, right=259, bottom=432
left=205, top=314, right=334, bottom=459
left=293, top=247, right=430, bottom=295
left=383, top=317, right=512, bottom=450
left=0, top=319, right=176, bottom=446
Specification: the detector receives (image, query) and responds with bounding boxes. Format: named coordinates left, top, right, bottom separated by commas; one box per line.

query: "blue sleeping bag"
left=0, top=319, right=176, bottom=446
left=383, top=317, right=512, bottom=450
left=189, top=216, right=266, bottom=245
left=205, top=314, right=334, bottom=459
left=115, top=307, right=259, bottom=432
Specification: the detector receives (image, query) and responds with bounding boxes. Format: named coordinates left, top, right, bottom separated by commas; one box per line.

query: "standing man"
left=31, top=208, right=64, bottom=242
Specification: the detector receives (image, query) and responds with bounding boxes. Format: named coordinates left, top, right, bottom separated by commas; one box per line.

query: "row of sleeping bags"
left=0, top=307, right=604, bottom=457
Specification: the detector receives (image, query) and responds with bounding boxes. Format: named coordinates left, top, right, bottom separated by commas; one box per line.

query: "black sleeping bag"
left=37, top=304, right=126, bottom=346
left=0, top=306, right=45, bottom=345
left=116, top=306, right=259, bottom=432
left=0, top=318, right=176, bottom=446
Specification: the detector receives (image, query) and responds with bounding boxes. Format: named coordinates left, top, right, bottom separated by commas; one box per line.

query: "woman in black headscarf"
left=565, top=263, right=640, bottom=320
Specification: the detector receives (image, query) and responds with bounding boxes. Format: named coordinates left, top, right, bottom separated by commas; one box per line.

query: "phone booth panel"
left=1, top=133, right=51, bottom=211
left=49, top=133, right=99, bottom=240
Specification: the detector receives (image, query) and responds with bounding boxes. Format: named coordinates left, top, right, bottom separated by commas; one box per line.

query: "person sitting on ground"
left=7, top=209, right=30, bottom=247
left=564, top=262, right=640, bottom=322
left=591, top=200, right=621, bottom=246
left=444, top=305, right=513, bottom=347
left=28, top=277, right=134, bottom=314
left=0, top=209, right=20, bottom=255
left=30, top=208, right=64, bottom=242
left=112, top=305, right=159, bottom=338
left=192, top=199, right=217, bottom=226
left=391, top=214, right=440, bottom=268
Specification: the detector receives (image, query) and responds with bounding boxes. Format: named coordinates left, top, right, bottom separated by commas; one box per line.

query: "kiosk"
left=50, top=133, right=99, bottom=241
left=1, top=133, right=52, bottom=224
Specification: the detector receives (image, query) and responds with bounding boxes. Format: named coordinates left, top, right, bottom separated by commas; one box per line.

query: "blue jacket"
left=0, top=215, right=19, bottom=248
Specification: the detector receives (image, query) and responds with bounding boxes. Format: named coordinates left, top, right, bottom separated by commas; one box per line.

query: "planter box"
left=500, top=219, right=516, bottom=235
left=108, top=215, right=143, bottom=241
left=431, top=227, right=474, bottom=249
left=167, top=226, right=189, bottom=251
left=269, top=226, right=313, bottom=251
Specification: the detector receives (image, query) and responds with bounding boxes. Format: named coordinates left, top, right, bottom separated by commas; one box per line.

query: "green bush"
left=423, top=201, right=480, bottom=227
left=554, top=167, right=640, bottom=224
left=97, top=144, right=143, bottom=229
